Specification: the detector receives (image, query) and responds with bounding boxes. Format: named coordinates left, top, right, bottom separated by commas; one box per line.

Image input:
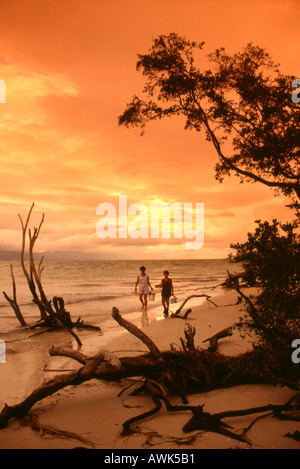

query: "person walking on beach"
left=135, top=266, right=153, bottom=309
left=156, top=270, right=174, bottom=316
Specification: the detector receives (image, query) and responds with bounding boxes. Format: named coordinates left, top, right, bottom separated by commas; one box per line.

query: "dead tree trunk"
left=2, top=264, right=27, bottom=327
left=2, top=203, right=101, bottom=342
left=18, top=203, right=48, bottom=321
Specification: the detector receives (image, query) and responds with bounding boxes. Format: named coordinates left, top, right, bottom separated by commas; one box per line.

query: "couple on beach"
left=135, top=266, right=174, bottom=316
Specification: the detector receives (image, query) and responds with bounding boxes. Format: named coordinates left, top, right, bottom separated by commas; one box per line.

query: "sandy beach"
left=0, top=288, right=299, bottom=450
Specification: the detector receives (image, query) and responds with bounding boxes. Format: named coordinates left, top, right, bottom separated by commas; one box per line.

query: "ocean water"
left=0, top=258, right=238, bottom=404
left=0, top=258, right=232, bottom=337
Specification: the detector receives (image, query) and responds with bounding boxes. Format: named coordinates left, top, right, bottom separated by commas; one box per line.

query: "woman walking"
left=135, top=266, right=153, bottom=309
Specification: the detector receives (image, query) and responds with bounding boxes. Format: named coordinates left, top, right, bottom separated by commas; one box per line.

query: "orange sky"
left=0, top=0, right=299, bottom=260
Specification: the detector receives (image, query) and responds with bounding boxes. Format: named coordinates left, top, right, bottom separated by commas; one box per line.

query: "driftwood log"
left=180, top=324, right=196, bottom=351
left=2, top=264, right=27, bottom=327
left=2, top=203, right=101, bottom=345
left=170, top=291, right=240, bottom=320
left=1, top=305, right=297, bottom=436
left=1, top=306, right=299, bottom=447
left=203, top=327, right=233, bottom=352
left=121, top=386, right=300, bottom=443
left=172, top=294, right=212, bottom=317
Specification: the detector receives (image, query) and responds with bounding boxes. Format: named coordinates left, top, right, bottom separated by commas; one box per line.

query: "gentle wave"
left=0, top=259, right=234, bottom=336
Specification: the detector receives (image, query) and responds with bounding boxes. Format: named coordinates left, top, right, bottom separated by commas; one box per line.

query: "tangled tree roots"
left=0, top=307, right=299, bottom=446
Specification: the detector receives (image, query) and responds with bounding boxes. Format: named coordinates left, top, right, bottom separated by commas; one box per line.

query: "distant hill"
left=0, top=251, right=111, bottom=261
left=0, top=251, right=21, bottom=260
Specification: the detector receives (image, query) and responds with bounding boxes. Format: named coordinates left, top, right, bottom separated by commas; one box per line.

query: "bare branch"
left=2, top=264, right=27, bottom=327
left=112, top=307, right=162, bottom=360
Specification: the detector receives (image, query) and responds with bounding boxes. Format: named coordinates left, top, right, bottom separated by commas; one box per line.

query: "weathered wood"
left=18, top=203, right=48, bottom=321
left=0, top=354, right=164, bottom=430
left=170, top=308, right=192, bottom=319
left=173, top=294, right=211, bottom=316
left=33, top=297, right=82, bottom=347
left=49, top=345, right=123, bottom=371
left=121, top=387, right=300, bottom=445
left=182, top=402, right=300, bottom=443
left=203, top=327, right=233, bottom=352
left=20, top=413, right=94, bottom=447
left=112, top=306, right=162, bottom=360
left=0, top=346, right=124, bottom=430
left=0, top=307, right=284, bottom=432
left=183, top=324, right=196, bottom=350
left=3, top=204, right=101, bottom=340
left=2, top=265, right=27, bottom=327
left=0, top=365, right=93, bottom=429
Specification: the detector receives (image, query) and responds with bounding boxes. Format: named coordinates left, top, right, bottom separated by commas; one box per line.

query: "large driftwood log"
left=0, top=349, right=122, bottom=430
left=121, top=383, right=300, bottom=442
left=121, top=387, right=299, bottom=444
left=0, top=306, right=270, bottom=430
left=1, top=306, right=298, bottom=443
left=0, top=307, right=166, bottom=429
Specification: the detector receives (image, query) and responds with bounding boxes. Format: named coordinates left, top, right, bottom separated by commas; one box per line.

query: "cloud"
left=0, top=1, right=298, bottom=259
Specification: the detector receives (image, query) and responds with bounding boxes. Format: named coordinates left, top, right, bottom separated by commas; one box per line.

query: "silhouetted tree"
left=230, top=219, right=300, bottom=355
left=119, top=33, right=300, bottom=202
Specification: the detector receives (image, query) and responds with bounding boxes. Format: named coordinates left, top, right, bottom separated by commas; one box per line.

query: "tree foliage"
left=119, top=33, right=300, bottom=201
left=230, top=219, right=300, bottom=353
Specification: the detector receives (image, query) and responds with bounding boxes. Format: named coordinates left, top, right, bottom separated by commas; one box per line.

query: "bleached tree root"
left=0, top=347, right=123, bottom=430
left=172, top=295, right=212, bottom=317
left=0, top=307, right=296, bottom=438
left=121, top=381, right=300, bottom=445
left=203, top=327, right=233, bottom=352
left=170, top=291, right=240, bottom=320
